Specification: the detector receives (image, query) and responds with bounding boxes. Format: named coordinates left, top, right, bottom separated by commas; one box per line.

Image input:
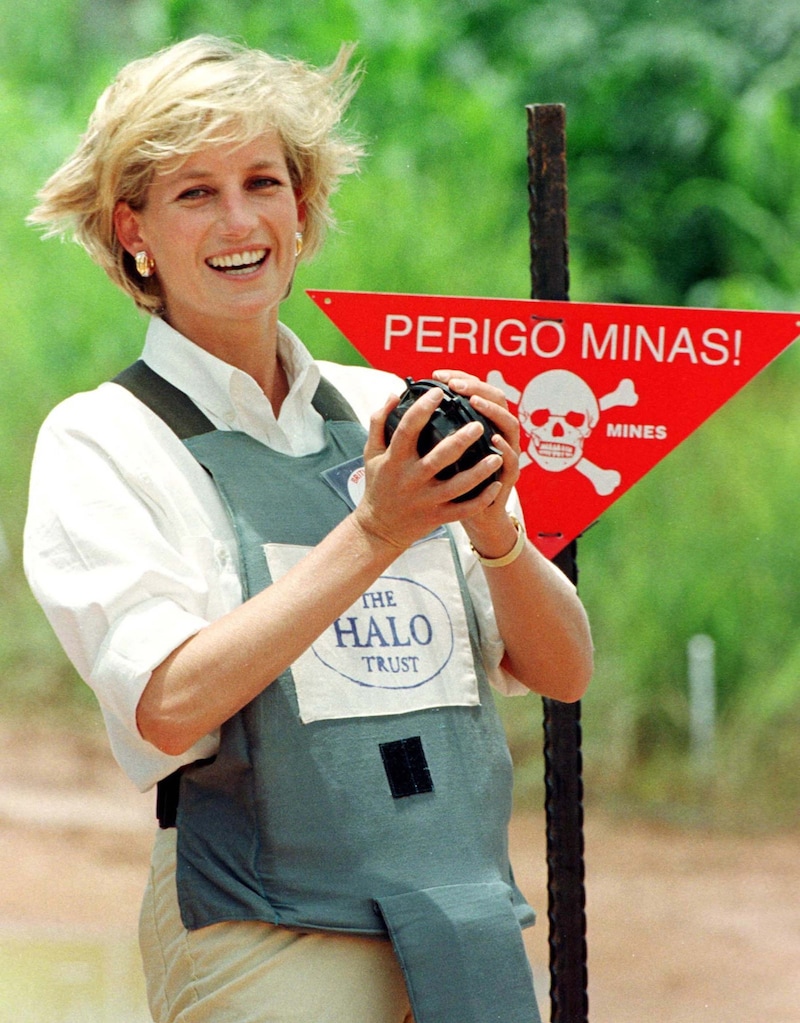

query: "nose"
left=218, top=188, right=258, bottom=236
left=552, top=420, right=565, bottom=437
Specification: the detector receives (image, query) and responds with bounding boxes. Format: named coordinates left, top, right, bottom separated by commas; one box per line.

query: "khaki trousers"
left=139, top=828, right=414, bottom=1023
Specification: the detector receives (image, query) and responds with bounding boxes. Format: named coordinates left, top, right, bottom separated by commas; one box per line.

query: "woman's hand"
left=354, top=368, right=593, bottom=704
left=426, top=369, right=523, bottom=558
left=352, top=375, right=511, bottom=552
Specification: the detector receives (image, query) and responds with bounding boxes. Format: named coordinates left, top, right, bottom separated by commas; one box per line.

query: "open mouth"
left=206, top=249, right=267, bottom=276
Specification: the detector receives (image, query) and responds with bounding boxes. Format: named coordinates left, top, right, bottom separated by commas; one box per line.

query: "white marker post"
left=688, top=633, right=716, bottom=773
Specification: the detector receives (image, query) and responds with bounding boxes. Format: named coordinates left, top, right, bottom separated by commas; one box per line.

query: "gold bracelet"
left=470, top=515, right=526, bottom=568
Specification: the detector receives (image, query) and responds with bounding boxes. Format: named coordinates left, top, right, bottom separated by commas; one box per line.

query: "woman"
left=24, top=35, right=592, bottom=1023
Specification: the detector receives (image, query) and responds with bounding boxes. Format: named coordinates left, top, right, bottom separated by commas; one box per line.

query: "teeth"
left=207, top=249, right=266, bottom=269
left=537, top=442, right=576, bottom=459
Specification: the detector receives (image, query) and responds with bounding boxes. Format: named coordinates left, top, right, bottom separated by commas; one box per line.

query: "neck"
left=166, top=309, right=287, bottom=408
left=264, top=355, right=290, bottom=415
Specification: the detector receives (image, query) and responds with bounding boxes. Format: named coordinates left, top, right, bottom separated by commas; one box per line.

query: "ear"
left=296, top=199, right=307, bottom=234
left=113, top=201, right=146, bottom=256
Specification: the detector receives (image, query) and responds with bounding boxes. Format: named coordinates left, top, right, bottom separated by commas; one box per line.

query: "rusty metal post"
left=527, top=103, right=589, bottom=1023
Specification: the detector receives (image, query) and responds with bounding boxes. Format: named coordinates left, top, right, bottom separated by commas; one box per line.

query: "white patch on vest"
left=264, top=538, right=480, bottom=723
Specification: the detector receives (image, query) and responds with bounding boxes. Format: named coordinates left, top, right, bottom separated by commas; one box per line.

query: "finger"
left=365, top=394, right=399, bottom=458
left=385, top=385, right=444, bottom=459
left=429, top=371, right=514, bottom=445
left=416, top=418, right=484, bottom=477
left=469, top=393, right=520, bottom=448
left=487, top=432, right=521, bottom=488
left=432, top=369, right=507, bottom=409
left=431, top=370, right=478, bottom=395
left=489, top=431, right=517, bottom=463
left=439, top=475, right=505, bottom=516
left=427, top=431, right=505, bottom=494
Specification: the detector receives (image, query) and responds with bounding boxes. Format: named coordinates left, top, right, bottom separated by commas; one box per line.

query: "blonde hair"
left=28, top=35, right=364, bottom=314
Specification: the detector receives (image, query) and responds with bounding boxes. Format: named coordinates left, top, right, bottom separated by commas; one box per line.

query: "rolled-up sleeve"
left=24, top=388, right=239, bottom=789
left=91, top=598, right=208, bottom=736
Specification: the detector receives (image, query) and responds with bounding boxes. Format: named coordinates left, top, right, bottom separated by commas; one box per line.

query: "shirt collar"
left=140, top=317, right=325, bottom=454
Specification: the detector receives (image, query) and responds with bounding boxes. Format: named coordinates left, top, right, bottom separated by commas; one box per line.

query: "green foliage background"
left=2, top=0, right=799, bottom=824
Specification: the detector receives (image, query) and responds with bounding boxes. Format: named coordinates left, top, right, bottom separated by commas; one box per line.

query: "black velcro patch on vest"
left=379, top=736, right=434, bottom=799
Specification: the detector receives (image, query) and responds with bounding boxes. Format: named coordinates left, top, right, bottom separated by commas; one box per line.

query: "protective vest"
left=115, top=360, right=542, bottom=1023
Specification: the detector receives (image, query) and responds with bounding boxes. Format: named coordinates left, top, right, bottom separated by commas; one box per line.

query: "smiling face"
left=114, top=133, right=305, bottom=358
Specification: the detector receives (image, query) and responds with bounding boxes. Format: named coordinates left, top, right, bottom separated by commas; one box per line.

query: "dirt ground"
left=1, top=721, right=798, bottom=1023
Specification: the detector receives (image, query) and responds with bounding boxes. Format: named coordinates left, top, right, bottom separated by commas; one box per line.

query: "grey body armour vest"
left=116, top=361, right=541, bottom=1023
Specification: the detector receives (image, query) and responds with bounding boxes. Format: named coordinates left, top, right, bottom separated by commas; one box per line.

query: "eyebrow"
left=169, top=159, right=286, bottom=183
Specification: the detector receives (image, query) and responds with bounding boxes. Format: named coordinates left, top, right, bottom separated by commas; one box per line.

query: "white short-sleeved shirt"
left=24, top=317, right=526, bottom=792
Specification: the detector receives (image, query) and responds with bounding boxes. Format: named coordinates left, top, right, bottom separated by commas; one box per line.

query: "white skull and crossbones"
left=487, top=369, right=638, bottom=496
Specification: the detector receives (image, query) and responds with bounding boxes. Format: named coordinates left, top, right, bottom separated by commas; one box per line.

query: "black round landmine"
left=384, top=378, right=502, bottom=502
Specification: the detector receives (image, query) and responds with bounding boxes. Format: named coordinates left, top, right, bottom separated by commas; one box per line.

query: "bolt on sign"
left=308, top=290, right=800, bottom=559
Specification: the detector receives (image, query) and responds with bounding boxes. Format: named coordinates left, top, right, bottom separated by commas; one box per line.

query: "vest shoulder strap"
left=311, top=375, right=360, bottom=424
left=114, top=360, right=215, bottom=440
left=113, top=359, right=361, bottom=439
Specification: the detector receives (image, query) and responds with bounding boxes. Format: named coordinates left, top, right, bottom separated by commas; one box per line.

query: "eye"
left=248, top=175, right=282, bottom=191
left=530, top=409, right=551, bottom=427
left=566, top=412, right=586, bottom=428
left=176, top=186, right=211, bottom=201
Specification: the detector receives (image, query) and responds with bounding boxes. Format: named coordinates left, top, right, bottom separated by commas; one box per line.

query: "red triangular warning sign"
left=308, top=290, right=799, bottom=557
